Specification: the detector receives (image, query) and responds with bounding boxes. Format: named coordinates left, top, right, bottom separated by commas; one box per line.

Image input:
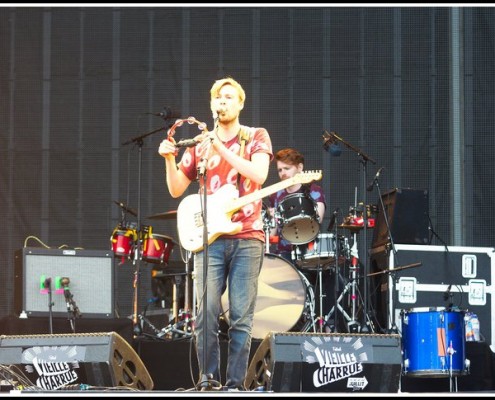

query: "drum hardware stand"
left=311, top=263, right=328, bottom=333
left=447, top=341, right=458, bottom=393
left=262, top=203, right=274, bottom=254
left=138, top=313, right=164, bottom=339
left=325, top=235, right=363, bottom=333
left=155, top=269, right=194, bottom=340
left=122, top=120, right=176, bottom=338
left=324, top=268, right=356, bottom=333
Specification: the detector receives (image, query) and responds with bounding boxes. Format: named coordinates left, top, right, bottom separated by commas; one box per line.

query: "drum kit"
left=109, top=194, right=372, bottom=340
left=246, top=194, right=378, bottom=338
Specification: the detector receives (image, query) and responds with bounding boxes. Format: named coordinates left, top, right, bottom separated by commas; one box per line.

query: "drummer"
left=267, top=147, right=326, bottom=262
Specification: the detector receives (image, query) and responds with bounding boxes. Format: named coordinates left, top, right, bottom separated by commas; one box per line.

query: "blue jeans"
left=193, top=238, right=264, bottom=389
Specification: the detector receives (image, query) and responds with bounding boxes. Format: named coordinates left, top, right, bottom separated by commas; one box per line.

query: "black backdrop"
left=1, top=6, right=494, bottom=321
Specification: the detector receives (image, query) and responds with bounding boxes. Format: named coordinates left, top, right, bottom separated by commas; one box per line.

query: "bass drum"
left=221, top=253, right=314, bottom=339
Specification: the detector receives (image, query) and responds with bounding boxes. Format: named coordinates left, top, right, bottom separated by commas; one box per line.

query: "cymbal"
left=147, top=210, right=178, bottom=220
left=338, top=224, right=365, bottom=232
left=338, top=217, right=375, bottom=232
left=114, top=200, right=137, bottom=216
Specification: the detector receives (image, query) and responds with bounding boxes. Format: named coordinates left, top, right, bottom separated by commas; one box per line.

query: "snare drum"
left=276, top=193, right=319, bottom=245
left=142, top=232, right=175, bottom=264
left=293, top=233, right=346, bottom=270
left=110, top=226, right=136, bottom=259
left=401, top=307, right=468, bottom=377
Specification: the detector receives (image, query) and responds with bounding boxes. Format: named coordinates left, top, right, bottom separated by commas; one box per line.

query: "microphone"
left=322, top=131, right=342, bottom=156
left=61, top=277, right=71, bottom=301
left=367, top=166, right=385, bottom=192
left=327, top=208, right=340, bottom=232
left=148, top=106, right=181, bottom=120
left=44, top=277, right=51, bottom=289
left=61, top=277, right=70, bottom=288
left=322, top=131, right=334, bottom=151
left=175, top=138, right=200, bottom=148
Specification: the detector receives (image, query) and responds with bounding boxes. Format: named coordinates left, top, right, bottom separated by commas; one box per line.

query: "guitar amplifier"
left=14, top=247, right=115, bottom=318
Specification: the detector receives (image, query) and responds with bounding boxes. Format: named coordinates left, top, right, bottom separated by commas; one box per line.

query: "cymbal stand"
left=325, top=273, right=354, bottom=332
left=315, top=263, right=327, bottom=333
left=324, top=233, right=361, bottom=333
left=346, top=232, right=361, bottom=332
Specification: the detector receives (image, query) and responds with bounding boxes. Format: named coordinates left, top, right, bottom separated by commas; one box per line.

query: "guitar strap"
left=236, top=127, right=251, bottom=189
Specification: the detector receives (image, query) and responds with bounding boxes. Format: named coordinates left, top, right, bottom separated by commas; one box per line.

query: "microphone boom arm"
left=122, top=124, right=173, bottom=146
left=323, top=131, right=376, bottom=165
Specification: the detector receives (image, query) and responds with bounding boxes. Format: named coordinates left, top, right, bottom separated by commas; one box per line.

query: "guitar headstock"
left=292, top=170, right=323, bottom=184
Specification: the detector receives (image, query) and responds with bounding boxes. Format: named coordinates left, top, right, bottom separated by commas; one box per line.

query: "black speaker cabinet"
left=371, top=188, right=429, bottom=249
left=14, top=247, right=115, bottom=318
left=245, top=332, right=402, bottom=393
left=0, top=331, right=153, bottom=391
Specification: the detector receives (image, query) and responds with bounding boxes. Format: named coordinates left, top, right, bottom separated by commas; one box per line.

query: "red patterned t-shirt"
left=178, top=126, right=273, bottom=243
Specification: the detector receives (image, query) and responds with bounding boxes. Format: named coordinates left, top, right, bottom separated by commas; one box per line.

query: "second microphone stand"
left=323, top=130, right=376, bottom=332
left=122, top=121, right=174, bottom=338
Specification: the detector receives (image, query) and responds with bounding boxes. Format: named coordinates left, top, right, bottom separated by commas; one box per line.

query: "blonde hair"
left=210, top=77, right=246, bottom=104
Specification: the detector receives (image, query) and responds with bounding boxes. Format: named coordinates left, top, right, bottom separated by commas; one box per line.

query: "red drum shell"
left=142, top=233, right=175, bottom=264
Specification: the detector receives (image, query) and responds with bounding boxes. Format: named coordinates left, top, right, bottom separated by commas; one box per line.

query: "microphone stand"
left=323, top=131, right=376, bottom=332
left=64, top=286, right=81, bottom=333
left=371, top=176, right=399, bottom=332
left=369, top=177, right=421, bottom=332
left=122, top=121, right=174, bottom=338
left=197, top=132, right=215, bottom=391
left=45, top=278, right=54, bottom=334
left=427, top=213, right=449, bottom=251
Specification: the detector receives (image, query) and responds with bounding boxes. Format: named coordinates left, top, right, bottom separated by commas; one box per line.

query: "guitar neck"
left=227, top=174, right=318, bottom=214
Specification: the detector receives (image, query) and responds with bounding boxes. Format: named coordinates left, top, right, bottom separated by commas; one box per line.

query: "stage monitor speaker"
left=14, top=247, right=115, bottom=318
left=0, top=332, right=153, bottom=391
left=245, top=332, right=402, bottom=393
left=371, top=188, right=429, bottom=249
